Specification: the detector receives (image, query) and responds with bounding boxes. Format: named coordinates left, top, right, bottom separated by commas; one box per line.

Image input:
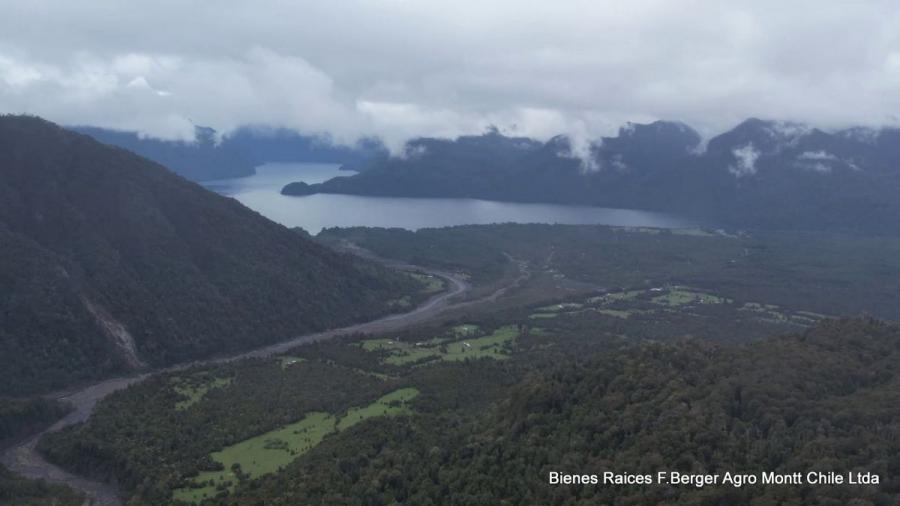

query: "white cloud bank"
left=2, top=0, right=900, bottom=149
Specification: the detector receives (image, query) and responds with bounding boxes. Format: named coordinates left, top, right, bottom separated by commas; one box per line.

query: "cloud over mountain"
left=2, top=0, right=900, bottom=149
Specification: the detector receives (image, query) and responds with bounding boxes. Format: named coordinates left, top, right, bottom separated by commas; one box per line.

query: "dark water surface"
left=204, top=163, right=695, bottom=234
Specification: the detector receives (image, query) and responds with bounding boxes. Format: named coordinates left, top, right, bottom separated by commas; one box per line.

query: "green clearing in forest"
left=173, top=377, right=232, bottom=411
left=383, top=347, right=442, bottom=366
left=739, top=302, right=827, bottom=326
left=595, top=309, right=631, bottom=319
left=172, top=388, right=419, bottom=503
left=336, top=387, right=418, bottom=431
left=411, top=273, right=445, bottom=293
left=651, top=289, right=729, bottom=306
left=530, top=286, right=737, bottom=321
left=361, top=325, right=519, bottom=366
left=603, top=290, right=643, bottom=302
left=536, top=302, right=583, bottom=312
left=452, top=324, right=480, bottom=336
left=441, top=326, right=517, bottom=361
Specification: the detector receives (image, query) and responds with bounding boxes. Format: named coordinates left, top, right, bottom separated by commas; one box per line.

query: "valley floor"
left=0, top=262, right=475, bottom=506
left=9, top=224, right=899, bottom=505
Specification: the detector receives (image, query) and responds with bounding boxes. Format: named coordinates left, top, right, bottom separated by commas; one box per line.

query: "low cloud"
left=729, top=144, right=761, bottom=177
left=796, top=150, right=841, bottom=173
left=2, top=0, right=900, bottom=153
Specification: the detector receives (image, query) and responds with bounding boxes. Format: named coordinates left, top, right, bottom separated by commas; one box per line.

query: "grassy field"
left=173, top=377, right=232, bottom=411
left=452, top=324, right=480, bottom=336
left=383, top=347, right=442, bottom=366
left=358, top=325, right=519, bottom=366
left=388, top=273, right=446, bottom=308
left=320, top=224, right=900, bottom=322
left=337, top=388, right=418, bottom=431
left=536, top=302, right=583, bottom=312
left=528, top=286, right=825, bottom=328
left=651, top=288, right=730, bottom=306
left=173, top=388, right=419, bottom=503
left=411, top=272, right=445, bottom=294
left=603, top=290, right=642, bottom=302
left=441, top=326, right=518, bottom=361
left=596, top=309, right=631, bottom=319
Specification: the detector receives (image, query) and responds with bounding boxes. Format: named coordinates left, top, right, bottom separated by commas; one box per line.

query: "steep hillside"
left=73, top=126, right=255, bottom=181
left=0, top=115, right=417, bottom=395
left=221, top=126, right=387, bottom=168
left=75, top=125, right=389, bottom=182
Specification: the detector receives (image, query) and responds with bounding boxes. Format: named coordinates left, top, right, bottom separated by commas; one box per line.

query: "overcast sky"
left=2, top=0, right=899, bottom=150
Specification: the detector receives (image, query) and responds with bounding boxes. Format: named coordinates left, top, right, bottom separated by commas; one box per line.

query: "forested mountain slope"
left=236, top=318, right=900, bottom=505
left=75, top=125, right=388, bottom=181
left=73, top=126, right=256, bottom=181
left=0, top=115, right=417, bottom=395
left=287, top=120, right=900, bottom=234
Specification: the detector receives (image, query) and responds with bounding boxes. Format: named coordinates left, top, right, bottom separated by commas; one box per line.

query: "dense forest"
left=73, top=125, right=256, bottom=181
left=230, top=318, right=899, bottom=506
left=0, top=397, right=70, bottom=445
left=0, top=116, right=421, bottom=395
left=286, top=120, right=900, bottom=234
left=37, top=316, right=900, bottom=505
left=0, top=465, right=83, bottom=506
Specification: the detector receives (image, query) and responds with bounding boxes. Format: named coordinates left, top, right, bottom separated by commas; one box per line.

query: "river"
left=0, top=264, right=473, bottom=506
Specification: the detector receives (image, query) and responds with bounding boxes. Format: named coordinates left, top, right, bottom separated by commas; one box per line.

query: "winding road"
left=0, top=264, right=473, bottom=506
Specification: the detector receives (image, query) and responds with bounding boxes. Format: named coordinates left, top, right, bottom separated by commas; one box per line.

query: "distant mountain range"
left=0, top=115, right=415, bottom=395
left=283, top=119, right=900, bottom=234
left=73, top=125, right=387, bottom=181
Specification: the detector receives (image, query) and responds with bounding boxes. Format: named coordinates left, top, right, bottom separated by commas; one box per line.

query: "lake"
left=203, top=162, right=695, bottom=234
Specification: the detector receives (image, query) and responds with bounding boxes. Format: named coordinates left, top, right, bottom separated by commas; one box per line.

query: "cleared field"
left=527, top=286, right=827, bottom=330
left=536, top=302, right=583, bottom=312
left=383, top=347, right=441, bottom=366
left=411, top=273, right=445, bottom=293
left=603, top=290, right=643, bottom=302
left=739, top=302, right=826, bottom=326
left=651, top=288, right=729, bottom=306
left=337, top=388, right=418, bottom=431
left=441, top=326, right=517, bottom=361
left=173, top=377, right=232, bottom=411
left=361, top=325, right=519, bottom=366
left=173, top=388, right=419, bottom=503
left=596, top=309, right=631, bottom=319
left=452, top=324, right=480, bottom=336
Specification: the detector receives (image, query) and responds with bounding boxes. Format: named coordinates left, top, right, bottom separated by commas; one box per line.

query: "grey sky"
left=1, top=0, right=899, bottom=150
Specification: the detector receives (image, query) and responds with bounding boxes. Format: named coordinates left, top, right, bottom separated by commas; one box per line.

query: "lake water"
left=203, top=162, right=695, bottom=234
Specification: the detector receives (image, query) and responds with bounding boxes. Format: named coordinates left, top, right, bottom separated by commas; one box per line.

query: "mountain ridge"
left=73, top=125, right=389, bottom=182
left=283, top=118, right=900, bottom=234
left=0, top=115, right=417, bottom=396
